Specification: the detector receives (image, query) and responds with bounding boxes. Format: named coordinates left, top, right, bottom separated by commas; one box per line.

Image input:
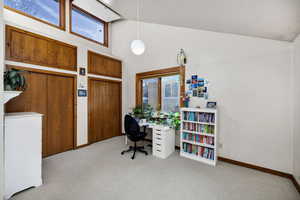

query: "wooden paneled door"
left=47, top=75, right=75, bottom=156
left=5, top=67, right=76, bottom=157
left=88, top=78, right=122, bottom=143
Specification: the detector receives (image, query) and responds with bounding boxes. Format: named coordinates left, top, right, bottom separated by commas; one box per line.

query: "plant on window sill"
left=130, top=105, right=181, bottom=130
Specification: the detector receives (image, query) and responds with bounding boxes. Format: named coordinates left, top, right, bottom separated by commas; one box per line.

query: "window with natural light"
left=142, top=75, right=180, bottom=112
left=161, top=75, right=180, bottom=112
left=4, top=0, right=61, bottom=27
left=142, top=78, right=159, bottom=110
left=71, top=6, right=106, bottom=45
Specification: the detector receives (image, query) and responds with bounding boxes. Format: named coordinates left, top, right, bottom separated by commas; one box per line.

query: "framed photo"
left=192, top=90, right=198, bottom=97
left=198, top=81, right=204, bottom=87
left=207, top=101, right=217, bottom=109
left=78, top=89, right=87, bottom=97
left=79, top=68, right=86, bottom=76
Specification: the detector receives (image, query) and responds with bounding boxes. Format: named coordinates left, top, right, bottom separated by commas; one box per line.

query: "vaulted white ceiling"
left=107, top=0, right=300, bottom=42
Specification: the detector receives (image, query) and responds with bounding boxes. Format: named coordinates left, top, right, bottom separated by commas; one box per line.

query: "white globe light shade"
left=131, top=40, right=145, bottom=55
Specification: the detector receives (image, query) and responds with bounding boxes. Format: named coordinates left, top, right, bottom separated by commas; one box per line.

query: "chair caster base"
left=121, top=145, right=148, bottom=160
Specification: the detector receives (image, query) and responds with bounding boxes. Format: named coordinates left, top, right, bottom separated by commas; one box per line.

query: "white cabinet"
left=152, top=125, right=175, bottom=159
left=4, top=112, right=43, bottom=200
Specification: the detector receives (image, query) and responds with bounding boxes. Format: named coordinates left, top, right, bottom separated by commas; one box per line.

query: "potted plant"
left=168, top=112, right=181, bottom=130
left=130, top=104, right=154, bottom=121
left=4, top=68, right=26, bottom=91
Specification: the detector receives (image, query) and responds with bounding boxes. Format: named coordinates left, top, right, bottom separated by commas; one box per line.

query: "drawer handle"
left=155, top=129, right=162, bottom=132
left=156, top=137, right=161, bottom=140
left=156, top=143, right=161, bottom=146
left=156, top=133, right=162, bottom=136
left=156, top=150, right=161, bottom=152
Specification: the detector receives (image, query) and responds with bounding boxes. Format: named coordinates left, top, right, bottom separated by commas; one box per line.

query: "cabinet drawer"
left=154, top=142, right=163, bottom=150
left=153, top=131, right=163, bottom=137
left=153, top=136, right=164, bottom=144
left=153, top=144, right=163, bottom=154
left=153, top=145, right=166, bottom=159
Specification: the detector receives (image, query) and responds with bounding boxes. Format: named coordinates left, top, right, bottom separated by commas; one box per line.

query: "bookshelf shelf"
left=181, top=139, right=215, bottom=149
left=182, top=120, right=215, bottom=126
left=182, top=130, right=215, bottom=137
left=180, top=151, right=216, bottom=166
left=180, top=107, right=218, bottom=166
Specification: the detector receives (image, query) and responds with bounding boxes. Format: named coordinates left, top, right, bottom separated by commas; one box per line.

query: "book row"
left=182, top=122, right=215, bottom=134
left=182, top=143, right=215, bottom=160
left=183, top=111, right=215, bottom=123
left=182, top=132, right=214, bottom=146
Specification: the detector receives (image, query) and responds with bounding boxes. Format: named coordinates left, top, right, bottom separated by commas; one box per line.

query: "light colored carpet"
left=11, top=136, right=299, bottom=200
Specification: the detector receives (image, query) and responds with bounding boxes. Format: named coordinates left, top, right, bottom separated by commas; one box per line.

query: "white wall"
left=112, top=20, right=294, bottom=173
left=293, top=35, right=300, bottom=183
left=3, top=0, right=121, bottom=146
left=0, top=1, right=4, bottom=199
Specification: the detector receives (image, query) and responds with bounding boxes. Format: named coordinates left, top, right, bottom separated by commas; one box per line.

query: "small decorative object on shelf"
left=183, top=93, right=190, bottom=108
left=180, top=107, right=218, bottom=166
left=206, top=101, right=217, bottom=109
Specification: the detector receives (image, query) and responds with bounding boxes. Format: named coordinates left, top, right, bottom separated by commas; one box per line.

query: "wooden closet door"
left=47, top=75, right=74, bottom=156
left=89, top=79, right=121, bottom=143
left=5, top=69, right=75, bottom=157
left=5, top=72, right=48, bottom=156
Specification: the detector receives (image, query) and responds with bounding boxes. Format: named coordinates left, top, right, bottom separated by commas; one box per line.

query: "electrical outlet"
left=218, top=143, right=223, bottom=148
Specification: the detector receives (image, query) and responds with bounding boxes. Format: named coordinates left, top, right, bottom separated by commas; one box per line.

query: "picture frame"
left=79, top=68, right=86, bottom=76
left=206, top=101, right=217, bottom=109
left=78, top=89, right=87, bottom=97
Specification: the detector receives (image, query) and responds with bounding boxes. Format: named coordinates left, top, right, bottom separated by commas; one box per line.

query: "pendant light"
left=131, top=0, right=145, bottom=55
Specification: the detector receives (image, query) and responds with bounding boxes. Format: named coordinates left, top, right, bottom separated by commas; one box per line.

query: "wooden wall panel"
left=88, top=51, right=122, bottom=78
left=88, top=78, right=122, bottom=143
left=6, top=25, right=77, bottom=71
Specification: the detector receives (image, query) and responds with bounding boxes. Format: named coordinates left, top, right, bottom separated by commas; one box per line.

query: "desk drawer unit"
left=152, top=126, right=175, bottom=159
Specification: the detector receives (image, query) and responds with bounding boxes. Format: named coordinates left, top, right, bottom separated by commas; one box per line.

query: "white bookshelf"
left=180, top=107, right=218, bottom=166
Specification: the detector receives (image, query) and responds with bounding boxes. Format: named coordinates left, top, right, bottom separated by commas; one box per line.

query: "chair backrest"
left=124, top=115, right=140, bottom=137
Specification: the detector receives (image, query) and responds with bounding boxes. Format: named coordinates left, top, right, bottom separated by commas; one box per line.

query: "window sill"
left=69, top=31, right=108, bottom=48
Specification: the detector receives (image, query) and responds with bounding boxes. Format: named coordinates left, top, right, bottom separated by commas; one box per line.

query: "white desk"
left=125, top=123, right=175, bottom=159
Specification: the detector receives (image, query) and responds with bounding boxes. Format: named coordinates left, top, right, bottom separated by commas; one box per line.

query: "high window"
left=70, top=4, right=108, bottom=46
left=4, top=0, right=65, bottom=29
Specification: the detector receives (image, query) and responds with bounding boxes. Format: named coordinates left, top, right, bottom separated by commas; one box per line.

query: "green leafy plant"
left=168, top=112, right=181, bottom=130
left=4, top=69, right=26, bottom=91
left=132, top=105, right=144, bottom=118
left=142, top=104, right=154, bottom=120
left=130, top=105, right=181, bottom=130
left=131, top=104, right=154, bottom=120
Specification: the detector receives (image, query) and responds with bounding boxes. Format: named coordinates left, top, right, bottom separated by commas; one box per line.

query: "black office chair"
left=121, top=115, right=148, bottom=159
